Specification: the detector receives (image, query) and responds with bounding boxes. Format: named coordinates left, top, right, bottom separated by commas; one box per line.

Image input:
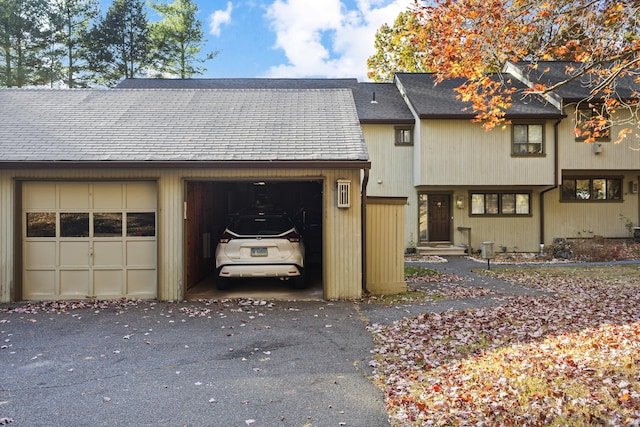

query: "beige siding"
left=366, top=198, right=407, bottom=294
left=445, top=187, right=542, bottom=253
left=542, top=176, right=640, bottom=242
left=0, top=174, right=14, bottom=302
left=0, top=167, right=364, bottom=303
left=419, top=120, right=556, bottom=186
left=558, top=107, right=640, bottom=171
left=324, top=169, right=363, bottom=300
left=362, top=124, right=418, bottom=249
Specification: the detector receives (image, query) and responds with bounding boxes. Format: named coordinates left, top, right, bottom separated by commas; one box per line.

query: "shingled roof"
left=394, top=73, right=564, bottom=119
left=0, top=88, right=368, bottom=164
left=352, top=82, right=414, bottom=124
left=508, top=61, right=638, bottom=102
left=116, top=77, right=358, bottom=90
left=117, top=78, right=415, bottom=124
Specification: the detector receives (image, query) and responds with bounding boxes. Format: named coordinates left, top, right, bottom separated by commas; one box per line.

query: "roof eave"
left=418, top=113, right=565, bottom=120
left=359, top=118, right=415, bottom=125
left=0, top=160, right=372, bottom=170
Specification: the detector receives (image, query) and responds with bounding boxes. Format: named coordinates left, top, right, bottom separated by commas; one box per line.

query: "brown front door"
left=428, top=194, right=451, bottom=242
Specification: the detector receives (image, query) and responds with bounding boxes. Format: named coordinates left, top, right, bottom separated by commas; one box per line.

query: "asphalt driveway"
left=0, top=299, right=389, bottom=427
left=2, top=256, right=585, bottom=426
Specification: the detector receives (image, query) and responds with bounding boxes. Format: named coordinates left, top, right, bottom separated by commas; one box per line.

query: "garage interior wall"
left=0, top=167, right=364, bottom=303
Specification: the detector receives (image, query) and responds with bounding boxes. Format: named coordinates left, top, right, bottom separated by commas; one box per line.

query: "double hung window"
left=512, top=123, right=544, bottom=155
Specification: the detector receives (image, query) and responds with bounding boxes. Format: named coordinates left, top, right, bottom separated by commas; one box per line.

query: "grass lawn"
left=369, top=265, right=640, bottom=426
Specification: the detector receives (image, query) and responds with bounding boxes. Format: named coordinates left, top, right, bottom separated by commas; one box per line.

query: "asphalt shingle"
left=509, top=61, right=638, bottom=102
left=395, top=73, right=564, bottom=119
left=117, top=78, right=415, bottom=124
left=0, top=88, right=369, bottom=163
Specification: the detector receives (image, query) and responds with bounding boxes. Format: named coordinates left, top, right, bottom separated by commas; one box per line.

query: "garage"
left=21, top=181, right=157, bottom=300
left=185, top=179, right=323, bottom=296
left=1, top=87, right=369, bottom=303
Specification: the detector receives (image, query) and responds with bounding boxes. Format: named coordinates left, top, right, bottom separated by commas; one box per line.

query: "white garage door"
left=22, top=182, right=157, bottom=300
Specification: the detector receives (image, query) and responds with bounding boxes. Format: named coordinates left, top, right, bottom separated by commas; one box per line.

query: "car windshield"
left=228, top=215, right=294, bottom=236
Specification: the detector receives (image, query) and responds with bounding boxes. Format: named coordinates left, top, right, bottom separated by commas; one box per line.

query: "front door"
left=427, top=194, right=451, bottom=242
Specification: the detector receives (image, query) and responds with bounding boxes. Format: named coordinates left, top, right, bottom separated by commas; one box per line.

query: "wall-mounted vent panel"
left=337, top=180, right=351, bottom=209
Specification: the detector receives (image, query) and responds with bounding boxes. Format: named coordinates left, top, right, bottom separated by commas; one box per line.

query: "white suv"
left=214, top=212, right=306, bottom=290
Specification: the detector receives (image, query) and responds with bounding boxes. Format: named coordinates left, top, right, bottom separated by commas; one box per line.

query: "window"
left=60, top=213, right=89, bottom=237
left=562, top=177, right=621, bottom=201
left=395, top=126, right=413, bottom=145
left=471, top=192, right=530, bottom=216
left=94, top=213, right=122, bottom=237
left=25, top=212, right=156, bottom=237
left=575, top=104, right=611, bottom=141
left=127, top=212, right=156, bottom=236
left=26, top=213, right=56, bottom=237
left=512, top=123, right=544, bottom=155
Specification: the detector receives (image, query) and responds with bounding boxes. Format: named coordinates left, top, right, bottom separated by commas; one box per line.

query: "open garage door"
left=22, top=181, right=157, bottom=301
left=185, top=180, right=323, bottom=296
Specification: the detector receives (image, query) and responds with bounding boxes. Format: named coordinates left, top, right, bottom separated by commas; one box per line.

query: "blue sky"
left=99, top=0, right=414, bottom=81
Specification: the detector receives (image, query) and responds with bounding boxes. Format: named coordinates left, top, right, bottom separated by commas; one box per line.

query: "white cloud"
left=264, top=0, right=414, bottom=80
left=209, top=2, right=234, bottom=37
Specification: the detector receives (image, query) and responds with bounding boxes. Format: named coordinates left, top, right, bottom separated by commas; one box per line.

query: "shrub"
left=545, top=237, right=574, bottom=259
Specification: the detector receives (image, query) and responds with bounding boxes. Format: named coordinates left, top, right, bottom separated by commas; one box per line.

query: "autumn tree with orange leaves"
left=369, top=0, right=639, bottom=142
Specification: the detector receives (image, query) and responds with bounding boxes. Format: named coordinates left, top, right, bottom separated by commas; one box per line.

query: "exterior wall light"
left=456, top=195, right=464, bottom=209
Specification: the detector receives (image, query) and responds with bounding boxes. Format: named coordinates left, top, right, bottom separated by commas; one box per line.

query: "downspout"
left=361, top=168, right=370, bottom=295
left=540, top=119, right=563, bottom=246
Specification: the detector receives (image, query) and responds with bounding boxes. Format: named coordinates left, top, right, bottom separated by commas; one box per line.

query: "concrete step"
left=417, top=245, right=467, bottom=256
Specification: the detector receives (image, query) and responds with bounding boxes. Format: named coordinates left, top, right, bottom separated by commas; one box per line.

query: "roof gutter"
left=539, top=118, right=563, bottom=246
left=361, top=168, right=370, bottom=295
left=0, top=160, right=372, bottom=170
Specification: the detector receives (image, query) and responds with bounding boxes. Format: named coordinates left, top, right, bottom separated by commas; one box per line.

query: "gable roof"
left=0, top=88, right=369, bottom=165
left=508, top=61, right=638, bottom=102
left=394, top=73, right=564, bottom=119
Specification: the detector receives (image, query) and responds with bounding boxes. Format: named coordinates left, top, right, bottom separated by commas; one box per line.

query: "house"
left=0, top=88, right=370, bottom=302
left=1, top=62, right=637, bottom=303
left=507, top=61, right=640, bottom=247
left=366, top=64, right=639, bottom=254
left=371, top=72, right=565, bottom=254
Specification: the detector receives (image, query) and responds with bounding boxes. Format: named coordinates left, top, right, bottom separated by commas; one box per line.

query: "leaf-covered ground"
left=369, top=265, right=640, bottom=426
left=361, top=266, right=493, bottom=306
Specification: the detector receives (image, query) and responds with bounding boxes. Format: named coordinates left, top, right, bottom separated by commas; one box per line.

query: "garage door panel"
left=94, top=270, right=124, bottom=297
left=126, top=241, right=156, bottom=266
left=94, top=241, right=124, bottom=266
left=59, top=241, right=90, bottom=266
left=93, top=183, right=124, bottom=209
left=60, top=270, right=90, bottom=297
left=23, top=270, right=56, bottom=299
left=24, top=183, right=56, bottom=210
left=126, top=182, right=157, bottom=209
left=24, top=241, right=57, bottom=267
left=127, top=270, right=157, bottom=298
left=59, top=183, right=90, bottom=209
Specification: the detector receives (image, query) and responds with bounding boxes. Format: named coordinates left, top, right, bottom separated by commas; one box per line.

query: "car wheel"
left=216, top=277, right=232, bottom=290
